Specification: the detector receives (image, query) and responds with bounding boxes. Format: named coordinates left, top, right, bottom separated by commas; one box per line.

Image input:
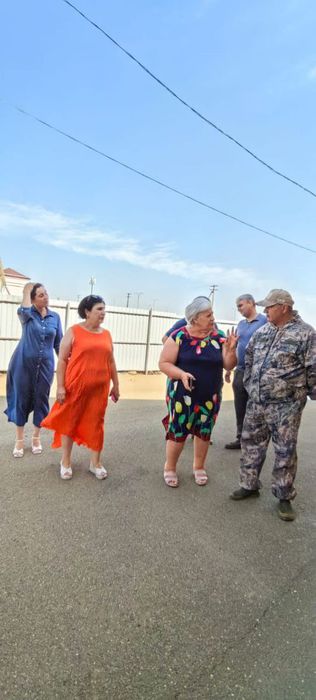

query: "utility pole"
left=209, top=284, right=218, bottom=309
left=89, top=276, right=96, bottom=294
left=135, top=292, right=143, bottom=308
left=126, top=292, right=132, bottom=308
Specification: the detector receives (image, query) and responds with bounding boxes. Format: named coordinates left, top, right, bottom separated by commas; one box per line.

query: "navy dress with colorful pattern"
left=163, top=326, right=226, bottom=442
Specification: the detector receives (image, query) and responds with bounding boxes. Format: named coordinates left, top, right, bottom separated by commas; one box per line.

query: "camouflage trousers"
left=239, top=398, right=306, bottom=500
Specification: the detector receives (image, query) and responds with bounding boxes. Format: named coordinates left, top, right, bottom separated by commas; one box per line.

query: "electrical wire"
left=61, top=0, right=316, bottom=200
left=3, top=100, right=316, bottom=254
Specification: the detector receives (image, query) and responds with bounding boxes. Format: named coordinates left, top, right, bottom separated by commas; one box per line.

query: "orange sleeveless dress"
left=41, top=324, right=113, bottom=451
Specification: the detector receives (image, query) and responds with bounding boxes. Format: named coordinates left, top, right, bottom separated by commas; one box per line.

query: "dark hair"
left=78, top=295, right=105, bottom=319
left=236, top=294, right=255, bottom=305
left=30, top=283, right=44, bottom=301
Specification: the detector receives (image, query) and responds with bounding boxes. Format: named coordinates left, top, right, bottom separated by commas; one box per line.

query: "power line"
left=61, top=0, right=316, bottom=200
left=4, top=100, right=316, bottom=255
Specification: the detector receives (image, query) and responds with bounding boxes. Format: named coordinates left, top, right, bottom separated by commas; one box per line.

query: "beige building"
left=1, top=267, right=31, bottom=298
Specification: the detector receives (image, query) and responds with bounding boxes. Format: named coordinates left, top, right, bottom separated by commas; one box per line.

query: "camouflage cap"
left=256, top=289, right=294, bottom=307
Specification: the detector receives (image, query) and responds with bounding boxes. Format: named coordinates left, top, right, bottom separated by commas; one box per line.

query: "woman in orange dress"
left=41, top=295, right=119, bottom=480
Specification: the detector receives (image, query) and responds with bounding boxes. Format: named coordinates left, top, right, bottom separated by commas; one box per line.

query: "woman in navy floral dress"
left=159, top=296, right=237, bottom=487
left=5, top=282, right=63, bottom=457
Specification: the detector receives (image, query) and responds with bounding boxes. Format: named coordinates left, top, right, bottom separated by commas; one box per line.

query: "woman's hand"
left=225, top=328, right=238, bottom=351
left=110, top=385, right=120, bottom=403
left=56, top=386, right=66, bottom=404
left=22, top=281, right=34, bottom=307
left=180, top=371, right=196, bottom=391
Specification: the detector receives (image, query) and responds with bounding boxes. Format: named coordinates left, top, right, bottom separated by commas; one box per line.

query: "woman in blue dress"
left=5, top=282, right=63, bottom=457
left=159, top=296, right=237, bottom=487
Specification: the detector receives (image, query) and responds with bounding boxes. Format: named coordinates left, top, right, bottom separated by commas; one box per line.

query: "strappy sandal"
left=31, top=436, right=43, bottom=455
left=163, top=471, right=179, bottom=488
left=60, top=462, right=73, bottom=480
left=89, top=463, right=108, bottom=480
left=13, top=439, right=24, bottom=458
left=193, top=469, right=208, bottom=486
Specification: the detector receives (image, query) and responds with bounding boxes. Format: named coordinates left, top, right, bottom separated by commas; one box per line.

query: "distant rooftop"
left=4, top=268, right=31, bottom=280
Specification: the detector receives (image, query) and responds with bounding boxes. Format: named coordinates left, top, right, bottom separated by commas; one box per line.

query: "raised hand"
left=22, top=281, right=35, bottom=307
left=225, top=327, right=238, bottom=351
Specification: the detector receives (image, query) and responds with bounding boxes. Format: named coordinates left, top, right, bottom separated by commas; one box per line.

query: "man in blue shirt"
left=225, top=294, right=266, bottom=449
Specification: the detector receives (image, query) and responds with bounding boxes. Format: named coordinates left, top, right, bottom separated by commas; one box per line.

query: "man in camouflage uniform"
left=230, top=289, right=316, bottom=521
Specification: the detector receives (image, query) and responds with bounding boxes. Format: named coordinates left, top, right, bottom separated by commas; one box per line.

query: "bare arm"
left=109, top=347, right=120, bottom=402
left=159, top=337, right=195, bottom=391
left=222, top=329, right=238, bottom=371
left=56, top=328, right=74, bottom=403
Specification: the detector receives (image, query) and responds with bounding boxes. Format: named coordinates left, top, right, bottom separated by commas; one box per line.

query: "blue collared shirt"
left=236, top=314, right=267, bottom=369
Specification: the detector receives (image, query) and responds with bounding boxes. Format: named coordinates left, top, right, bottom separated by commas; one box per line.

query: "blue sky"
left=1, top=0, right=316, bottom=322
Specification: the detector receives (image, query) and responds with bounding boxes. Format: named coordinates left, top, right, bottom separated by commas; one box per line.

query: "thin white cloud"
left=0, top=200, right=260, bottom=288
left=307, top=65, right=316, bottom=80
left=195, top=0, right=218, bottom=19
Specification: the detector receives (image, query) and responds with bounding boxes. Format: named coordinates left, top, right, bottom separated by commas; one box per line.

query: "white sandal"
left=32, top=436, right=43, bottom=455
left=193, top=469, right=208, bottom=486
left=163, top=470, right=179, bottom=488
left=13, top=439, right=24, bottom=458
left=60, top=461, right=73, bottom=479
left=89, top=463, right=108, bottom=480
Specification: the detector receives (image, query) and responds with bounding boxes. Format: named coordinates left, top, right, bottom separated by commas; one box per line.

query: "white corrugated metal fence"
left=0, top=297, right=233, bottom=372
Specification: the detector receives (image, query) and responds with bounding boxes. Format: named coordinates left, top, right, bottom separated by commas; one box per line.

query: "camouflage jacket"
left=243, top=313, right=316, bottom=402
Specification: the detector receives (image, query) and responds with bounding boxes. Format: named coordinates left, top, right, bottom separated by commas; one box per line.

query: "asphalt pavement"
left=0, top=398, right=315, bottom=700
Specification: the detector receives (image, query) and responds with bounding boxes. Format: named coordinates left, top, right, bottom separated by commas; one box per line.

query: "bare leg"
left=13, top=425, right=25, bottom=457
left=89, top=449, right=107, bottom=479
left=163, top=440, right=185, bottom=487
left=61, top=435, right=74, bottom=467
left=31, top=425, right=42, bottom=454
left=90, top=450, right=102, bottom=468
left=16, top=426, right=25, bottom=442
left=193, top=437, right=210, bottom=485
left=193, top=436, right=210, bottom=470
left=165, top=440, right=185, bottom=472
